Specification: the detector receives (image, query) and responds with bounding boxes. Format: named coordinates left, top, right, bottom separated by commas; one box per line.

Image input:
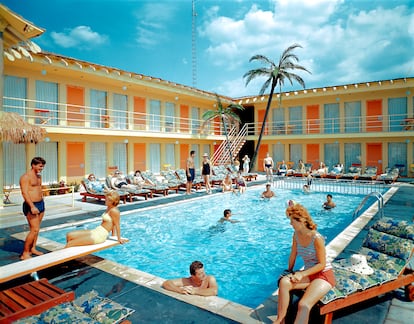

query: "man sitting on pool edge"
left=162, top=260, right=218, bottom=296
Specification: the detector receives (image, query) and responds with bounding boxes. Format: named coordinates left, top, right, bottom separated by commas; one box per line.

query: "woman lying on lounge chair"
left=85, top=173, right=109, bottom=193
left=65, top=191, right=127, bottom=247
left=110, top=170, right=138, bottom=191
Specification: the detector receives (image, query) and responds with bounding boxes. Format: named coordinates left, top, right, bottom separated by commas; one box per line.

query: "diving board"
left=0, top=237, right=125, bottom=284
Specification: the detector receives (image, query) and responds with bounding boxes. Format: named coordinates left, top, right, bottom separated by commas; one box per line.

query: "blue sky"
left=3, top=0, right=414, bottom=97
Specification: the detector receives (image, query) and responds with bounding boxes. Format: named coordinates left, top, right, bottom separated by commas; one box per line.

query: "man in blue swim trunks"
left=186, top=150, right=196, bottom=195
left=20, top=157, right=46, bottom=260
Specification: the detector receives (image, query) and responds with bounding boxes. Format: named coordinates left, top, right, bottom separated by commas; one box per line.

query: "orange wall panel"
left=257, top=109, right=268, bottom=135
left=366, top=99, right=383, bottom=132
left=258, top=144, right=269, bottom=170
left=306, top=144, right=319, bottom=169
left=133, top=143, right=146, bottom=171
left=306, top=104, right=320, bottom=134
left=67, top=143, right=85, bottom=177
left=180, top=104, right=189, bottom=133
left=180, top=144, right=190, bottom=169
left=134, top=96, right=146, bottom=129
left=67, top=85, right=84, bottom=126
left=366, top=143, right=383, bottom=173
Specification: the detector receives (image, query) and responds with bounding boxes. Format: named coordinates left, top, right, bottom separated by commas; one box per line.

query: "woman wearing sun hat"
left=273, top=204, right=336, bottom=324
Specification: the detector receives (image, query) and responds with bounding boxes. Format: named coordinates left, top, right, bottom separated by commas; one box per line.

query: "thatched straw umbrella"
left=0, top=111, right=45, bottom=144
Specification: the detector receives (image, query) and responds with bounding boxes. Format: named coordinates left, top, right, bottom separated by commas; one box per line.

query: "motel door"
left=366, top=143, right=383, bottom=173
left=67, top=86, right=85, bottom=126
left=67, top=143, right=85, bottom=179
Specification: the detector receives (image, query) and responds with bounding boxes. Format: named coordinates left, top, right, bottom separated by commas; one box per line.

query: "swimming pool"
left=41, top=186, right=380, bottom=308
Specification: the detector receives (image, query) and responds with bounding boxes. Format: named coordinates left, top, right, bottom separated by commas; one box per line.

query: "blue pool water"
left=42, top=186, right=375, bottom=308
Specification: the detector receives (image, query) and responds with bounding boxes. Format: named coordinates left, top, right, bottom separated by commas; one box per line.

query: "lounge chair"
left=0, top=278, right=74, bottom=322
left=325, top=164, right=344, bottom=179
left=339, top=164, right=362, bottom=180
left=80, top=180, right=128, bottom=204
left=140, top=171, right=175, bottom=195
left=377, top=167, right=399, bottom=184
left=318, top=217, right=414, bottom=323
left=358, top=166, right=378, bottom=181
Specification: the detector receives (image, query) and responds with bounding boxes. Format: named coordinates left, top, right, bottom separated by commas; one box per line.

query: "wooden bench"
left=0, top=278, right=74, bottom=323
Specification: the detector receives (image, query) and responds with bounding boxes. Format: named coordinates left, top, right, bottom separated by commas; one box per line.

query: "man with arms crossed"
left=20, top=157, right=46, bottom=260
left=162, top=260, right=218, bottom=296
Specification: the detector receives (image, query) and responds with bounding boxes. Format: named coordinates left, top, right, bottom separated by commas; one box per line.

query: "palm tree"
left=243, top=43, right=311, bottom=170
left=202, top=94, right=244, bottom=164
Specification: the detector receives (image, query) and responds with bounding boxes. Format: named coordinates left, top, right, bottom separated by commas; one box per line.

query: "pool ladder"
left=352, top=191, right=384, bottom=219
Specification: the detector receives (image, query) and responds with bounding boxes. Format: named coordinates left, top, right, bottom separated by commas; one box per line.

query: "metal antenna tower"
left=192, top=0, right=197, bottom=87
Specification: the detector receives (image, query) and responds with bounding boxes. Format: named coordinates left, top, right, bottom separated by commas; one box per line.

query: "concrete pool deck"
left=1, top=178, right=413, bottom=323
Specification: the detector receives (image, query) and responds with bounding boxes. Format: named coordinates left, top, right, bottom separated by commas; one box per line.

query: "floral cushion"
left=16, top=291, right=134, bottom=324
left=372, top=217, right=414, bottom=240
left=359, top=247, right=407, bottom=276
left=362, top=228, right=414, bottom=260
left=319, top=286, right=345, bottom=304
left=14, top=302, right=98, bottom=324
left=73, top=290, right=135, bottom=324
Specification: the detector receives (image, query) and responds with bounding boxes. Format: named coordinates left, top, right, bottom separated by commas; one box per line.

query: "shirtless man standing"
left=186, top=150, right=196, bottom=195
left=162, top=260, right=218, bottom=296
left=263, top=153, right=274, bottom=182
left=19, top=157, right=46, bottom=260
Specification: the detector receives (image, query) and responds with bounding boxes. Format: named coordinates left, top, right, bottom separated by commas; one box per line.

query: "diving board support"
left=0, top=237, right=124, bottom=284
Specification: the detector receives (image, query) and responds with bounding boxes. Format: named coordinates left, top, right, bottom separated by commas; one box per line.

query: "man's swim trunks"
left=23, top=200, right=45, bottom=216
left=187, top=168, right=195, bottom=181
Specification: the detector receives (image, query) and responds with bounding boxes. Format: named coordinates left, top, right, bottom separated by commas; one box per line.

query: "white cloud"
left=134, top=3, right=177, bottom=49
left=199, top=0, right=413, bottom=96
left=50, top=26, right=108, bottom=49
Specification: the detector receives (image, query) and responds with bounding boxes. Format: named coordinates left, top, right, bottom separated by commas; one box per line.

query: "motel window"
left=149, top=100, right=161, bottom=131
left=90, top=142, right=107, bottom=178
left=324, top=103, right=340, bottom=134
left=289, top=144, right=302, bottom=168
left=344, top=101, right=361, bottom=133
left=35, top=80, right=58, bottom=125
left=388, top=142, right=407, bottom=176
left=149, top=143, right=161, bottom=173
left=272, top=143, right=285, bottom=163
left=324, top=143, right=340, bottom=170
left=164, top=143, right=175, bottom=169
left=288, top=106, right=302, bottom=134
left=2, top=142, right=26, bottom=187
left=90, top=89, right=107, bottom=128
left=344, top=143, right=361, bottom=170
left=113, top=93, right=127, bottom=129
left=191, top=107, right=200, bottom=135
left=35, top=142, right=58, bottom=183
left=165, top=102, right=176, bottom=132
left=4, top=75, right=27, bottom=116
left=272, top=107, right=285, bottom=134
left=388, top=97, right=407, bottom=132
left=113, top=143, right=127, bottom=173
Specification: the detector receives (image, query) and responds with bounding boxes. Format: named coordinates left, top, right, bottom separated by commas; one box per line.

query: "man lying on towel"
left=66, top=191, right=127, bottom=247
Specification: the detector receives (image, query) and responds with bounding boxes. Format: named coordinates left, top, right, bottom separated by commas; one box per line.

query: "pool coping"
left=9, top=185, right=399, bottom=324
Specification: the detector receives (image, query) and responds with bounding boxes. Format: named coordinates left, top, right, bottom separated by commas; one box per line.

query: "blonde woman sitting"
left=66, top=191, right=127, bottom=247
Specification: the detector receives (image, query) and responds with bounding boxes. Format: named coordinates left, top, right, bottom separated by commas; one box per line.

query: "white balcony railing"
left=3, top=96, right=414, bottom=137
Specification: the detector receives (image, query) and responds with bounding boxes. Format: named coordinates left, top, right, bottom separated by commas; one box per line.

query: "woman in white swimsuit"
left=65, top=191, right=127, bottom=247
